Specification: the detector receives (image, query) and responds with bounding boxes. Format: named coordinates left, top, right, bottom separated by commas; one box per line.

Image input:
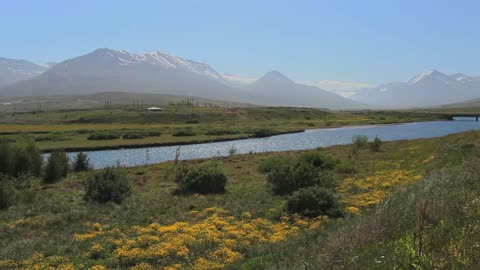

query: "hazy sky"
left=2, top=0, right=479, bottom=87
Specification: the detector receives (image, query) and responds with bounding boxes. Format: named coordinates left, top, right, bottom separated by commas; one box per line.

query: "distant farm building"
left=147, top=107, right=163, bottom=112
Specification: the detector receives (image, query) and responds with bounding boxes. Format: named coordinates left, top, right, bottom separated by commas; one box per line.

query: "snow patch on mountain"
left=94, top=49, right=222, bottom=80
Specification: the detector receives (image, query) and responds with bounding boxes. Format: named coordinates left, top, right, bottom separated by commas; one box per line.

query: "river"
left=59, top=118, right=480, bottom=169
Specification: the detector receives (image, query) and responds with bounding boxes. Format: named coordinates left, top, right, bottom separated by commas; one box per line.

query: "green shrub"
left=0, top=137, right=16, bottom=143
left=298, top=152, right=336, bottom=170
left=175, top=162, right=227, bottom=194
left=146, top=130, right=162, bottom=137
left=122, top=132, right=146, bottom=140
left=204, top=129, right=241, bottom=136
left=0, top=143, right=11, bottom=175
left=351, top=135, right=369, bottom=154
left=185, top=119, right=199, bottom=124
left=0, top=175, right=16, bottom=210
left=35, top=133, right=69, bottom=142
left=286, top=186, right=344, bottom=218
left=72, top=152, right=92, bottom=172
left=25, top=143, right=43, bottom=176
left=369, top=136, right=383, bottom=152
left=352, top=135, right=369, bottom=148
left=84, top=166, right=131, bottom=204
left=11, top=174, right=33, bottom=190
left=257, top=156, right=290, bottom=174
left=252, top=129, right=278, bottom=138
left=172, top=130, right=196, bottom=137
left=87, top=132, right=120, bottom=140
left=5, top=142, right=43, bottom=177
left=336, top=162, right=357, bottom=174
left=266, top=160, right=321, bottom=195
left=43, top=151, right=69, bottom=183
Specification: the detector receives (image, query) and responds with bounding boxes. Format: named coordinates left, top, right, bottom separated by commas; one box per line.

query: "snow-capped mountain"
left=350, top=70, right=480, bottom=108
left=0, top=48, right=245, bottom=101
left=0, top=57, right=48, bottom=87
left=88, top=49, right=223, bottom=80
left=246, top=71, right=369, bottom=109
left=0, top=49, right=368, bottom=109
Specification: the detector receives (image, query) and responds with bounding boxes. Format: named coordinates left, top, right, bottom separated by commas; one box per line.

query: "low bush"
left=298, top=152, right=336, bottom=170
left=204, top=129, right=241, bottom=136
left=0, top=142, right=43, bottom=177
left=185, top=119, right=199, bottom=124
left=267, top=159, right=323, bottom=195
left=122, top=132, right=146, bottom=140
left=72, top=152, right=92, bottom=172
left=84, top=166, right=131, bottom=204
left=0, top=137, right=16, bottom=143
left=175, top=161, right=227, bottom=194
left=0, top=175, right=16, bottom=210
left=352, top=135, right=369, bottom=148
left=251, top=129, right=278, bottom=138
left=43, top=151, right=69, bottom=183
left=87, top=132, right=121, bottom=140
left=369, top=136, right=382, bottom=152
left=336, top=162, right=357, bottom=174
left=286, top=186, right=344, bottom=218
left=0, top=143, right=11, bottom=175
left=351, top=135, right=369, bottom=154
left=172, top=130, right=196, bottom=137
left=257, top=156, right=290, bottom=174
left=35, top=133, right=69, bottom=142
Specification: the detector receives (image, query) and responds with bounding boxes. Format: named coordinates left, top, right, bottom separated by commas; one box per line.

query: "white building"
left=147, top=107, right=163, bottom=112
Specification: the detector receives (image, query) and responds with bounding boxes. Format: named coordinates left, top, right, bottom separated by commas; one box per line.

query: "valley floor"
left=0, top=106, right=446, bottom=152
left=1, top=129, right=479, bottom=269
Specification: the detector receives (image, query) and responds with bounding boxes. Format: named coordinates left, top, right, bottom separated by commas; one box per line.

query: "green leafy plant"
left=43, top=151, right=69, bottom=183
left=84, top=166, right=131, bottom=204
left=369, top=136, right=383, bottom=152
left=172, top=130, right=196, bottom=137
left=0, top=175, right=16, bottom=210
left=175, top=161, right=227, bottom=194
left=286, top=186, right=344, bottom=218
left=72, top=152, right=92, bottom=172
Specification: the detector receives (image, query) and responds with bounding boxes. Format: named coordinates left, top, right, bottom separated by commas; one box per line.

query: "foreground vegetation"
left=0, top=106, right=446, bottom=151
left=1, top=127, right=478, bottom=269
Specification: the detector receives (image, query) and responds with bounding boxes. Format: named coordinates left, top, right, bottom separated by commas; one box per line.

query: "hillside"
left=351, top=70, right=480, bottom=108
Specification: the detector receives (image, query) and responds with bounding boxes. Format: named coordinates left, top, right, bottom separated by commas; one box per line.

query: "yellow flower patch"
left=340, top=159, right=425, bottom=211
left=73, top=207, right=325, bottom=269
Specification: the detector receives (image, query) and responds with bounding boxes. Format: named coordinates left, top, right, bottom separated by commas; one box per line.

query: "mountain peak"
left=408, top=69, right=450, bottom=85
left=450, top=73, right=470, bottom=81
left=256, top=70, right=294, bottom=84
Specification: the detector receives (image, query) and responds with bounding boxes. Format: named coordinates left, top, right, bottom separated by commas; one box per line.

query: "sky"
left=1, top=0, right=480, bottom=89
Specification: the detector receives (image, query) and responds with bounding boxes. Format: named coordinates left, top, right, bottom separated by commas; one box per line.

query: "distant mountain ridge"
left=0, top=57, right=48, bottom=87
left=0, top=48, right=367, bottom=110
left=246, top=71, right=368, bottom=109
left=1, top=50, right=479, bottom=109
left=350, top=70, right=480, bottom=108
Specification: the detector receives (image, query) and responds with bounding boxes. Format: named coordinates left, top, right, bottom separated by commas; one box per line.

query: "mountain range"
left=0, top=58, right=51, bottom=88
left=350, top=70, right=480, bottom=108
left=0, top=49, right=479, bottom=109
left=0, top=49, right=366, bottom=109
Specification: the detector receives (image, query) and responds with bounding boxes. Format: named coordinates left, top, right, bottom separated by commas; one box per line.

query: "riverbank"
left=47, top=120, right=480, bottom=169
left=0, top=107, right=447, bottom=152
left=43, top=119, right=449, bottom=153
left=1, top=129, right=479, bottom=269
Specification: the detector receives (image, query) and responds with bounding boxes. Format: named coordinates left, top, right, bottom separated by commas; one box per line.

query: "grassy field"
left=1, top=129, right=479, bottom=269
left=0, top=106, right=447, bottom=151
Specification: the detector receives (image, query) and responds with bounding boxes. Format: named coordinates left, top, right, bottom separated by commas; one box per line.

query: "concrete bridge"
left=444, top=114, right=480, bottom=121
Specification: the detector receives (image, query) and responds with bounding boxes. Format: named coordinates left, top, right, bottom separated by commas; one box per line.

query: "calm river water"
left=60, top=118, right=480, bottom=169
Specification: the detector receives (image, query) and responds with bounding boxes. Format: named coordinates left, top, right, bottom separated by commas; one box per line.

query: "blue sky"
left=1, top=0, right=479, bottom=88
